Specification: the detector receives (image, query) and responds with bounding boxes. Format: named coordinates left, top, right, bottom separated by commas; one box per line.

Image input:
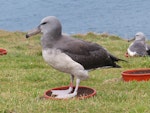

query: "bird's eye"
left=41, top=22, right=47, bottom=25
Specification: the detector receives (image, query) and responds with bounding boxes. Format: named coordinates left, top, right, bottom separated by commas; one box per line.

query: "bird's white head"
left=26, top=16, right=62, bottom=38
left=128, top=32, right=146, bottom=42
left=134, top=32, right=146, bottom=41
left=40, top=16, right=62, bottom=36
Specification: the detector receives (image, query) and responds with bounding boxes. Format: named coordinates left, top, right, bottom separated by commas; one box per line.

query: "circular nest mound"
left=0, top=48, right=7, bottom=55
left=122, top=68, right=150, bottom=82
left=129, top=70, right=150, bottom=74
left=44, top=86, right=96, bottom=100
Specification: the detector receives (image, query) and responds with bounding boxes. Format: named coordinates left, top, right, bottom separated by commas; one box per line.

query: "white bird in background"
left=26, top=16, right=125, bottom=99
left=127, top=32, right=150, bottom=57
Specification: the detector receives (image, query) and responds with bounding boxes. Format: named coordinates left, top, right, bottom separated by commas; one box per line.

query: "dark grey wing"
left=129, top=41, right=148, bottom=56
left=57, top=36, right=121, bottom=69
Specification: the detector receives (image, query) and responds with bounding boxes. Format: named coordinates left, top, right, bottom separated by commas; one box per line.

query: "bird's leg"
left=70, top=78, right=80, bottom=96
left=56, top=78, right=80, bottom=99
left=51, top=75, right=74, bottom=96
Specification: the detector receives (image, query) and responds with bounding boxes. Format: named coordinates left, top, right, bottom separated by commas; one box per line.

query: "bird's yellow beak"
left=26, top=26, right=41, bottom=38
left=127, top=37, right=135, bottom=42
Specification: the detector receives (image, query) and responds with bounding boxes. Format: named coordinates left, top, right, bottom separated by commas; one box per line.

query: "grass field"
left=0, top=30, right=150, bottom=113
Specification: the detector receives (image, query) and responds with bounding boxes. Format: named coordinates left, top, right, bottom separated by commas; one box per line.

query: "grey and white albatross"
left=26, top=16, right=125, bottom=99
left=127, top=32, right=150, bottom=56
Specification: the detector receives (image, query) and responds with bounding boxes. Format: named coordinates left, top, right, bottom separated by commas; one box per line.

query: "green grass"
left=0, top=30, right=150, bottom=113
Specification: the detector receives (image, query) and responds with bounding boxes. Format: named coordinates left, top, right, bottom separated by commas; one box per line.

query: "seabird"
left=127, top=32, right=150, bottom=56
left=26, top=16, right=125, bottom=99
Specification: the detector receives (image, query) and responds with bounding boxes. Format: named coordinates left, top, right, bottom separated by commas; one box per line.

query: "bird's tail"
left=109, top=53, right=127, bottom=68
left=109, top=53, right=127, bottom=62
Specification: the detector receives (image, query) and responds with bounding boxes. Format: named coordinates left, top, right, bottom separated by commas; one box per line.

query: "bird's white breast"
left=127, top=48, right=137, bottom=56
left=42, top=49, right=84, bottom=75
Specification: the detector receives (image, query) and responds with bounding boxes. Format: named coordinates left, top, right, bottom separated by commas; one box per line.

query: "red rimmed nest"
left=44, top=86, right=96, bottom=100
left=122, top=68, right=150, bottom=81
left=0, top=48, right=7, bottom=55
